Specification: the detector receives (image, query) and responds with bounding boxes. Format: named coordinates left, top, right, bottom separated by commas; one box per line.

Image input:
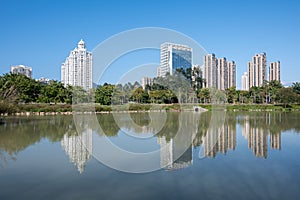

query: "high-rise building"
left=248, top=53, right=267, bottom=88
left=158, top=42, right=192, bottom=77
left=141, top=77, right=154, bottom=89
left=217, top=57, right=228, bottom=90
left=61, top=39, right=92, bottom=90
left=241, top=72, right=249, bottom=91
left=10, top=65, right=32, bottom=78
left=269, top=61, right=280, bottom=82
left=228, top=61, right=236, bottom=88
left=203, top=54, right=217, bottom=88
left=204, top=54, right=235, bottom=90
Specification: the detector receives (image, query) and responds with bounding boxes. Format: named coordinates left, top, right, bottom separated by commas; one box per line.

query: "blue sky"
left=1, top=0, right=300, bottom=88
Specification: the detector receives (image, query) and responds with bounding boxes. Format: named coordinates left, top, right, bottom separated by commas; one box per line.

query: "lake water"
left=0, top=112, right=300, bottom=200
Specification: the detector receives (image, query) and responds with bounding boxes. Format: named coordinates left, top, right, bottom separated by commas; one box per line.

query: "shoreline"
left=1, top=103, right=300, bottom=117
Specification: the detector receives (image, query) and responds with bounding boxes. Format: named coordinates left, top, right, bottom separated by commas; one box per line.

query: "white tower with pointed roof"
left=61, top=39, right=92, bottom=90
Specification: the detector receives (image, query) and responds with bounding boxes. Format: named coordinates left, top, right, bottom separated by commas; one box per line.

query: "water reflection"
left=240, top=114, right=282, bottom=159
left=61, top=129, right=92, bottom=173
left=1, top=112, right=300, bottom=173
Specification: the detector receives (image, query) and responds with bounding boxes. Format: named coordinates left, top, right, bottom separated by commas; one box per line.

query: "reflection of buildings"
left=61, top=129, right=92, bottom=173
left=202, top=124, right=236, bottom=158
left=157, top=113, right=199, bottom=170
left=248, top=128, right=268, bottom=158
left=270, top=133, right=281, bottom=150
left=241, top=116, right=282, bottom=158
left=158, top=136, right=193, bottom=170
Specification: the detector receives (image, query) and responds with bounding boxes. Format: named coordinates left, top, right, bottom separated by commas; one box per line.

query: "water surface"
left=0, top=112, right=300, bottom=200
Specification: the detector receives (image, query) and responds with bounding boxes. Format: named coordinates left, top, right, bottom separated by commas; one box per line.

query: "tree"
left=130, top=87, right=149, bottom=103
left=268, top=80, right=283, bottom=103
left=225, top=87, right=237, bottom=104
left=292, top=82, right=300, bottom=94
left=278, top=87, right=298, bottom=107
left=0, top=73, right=40, bottom=103
left=95, top=84, right=115, bottom=105
left=198, top=88, right=210, bottom=103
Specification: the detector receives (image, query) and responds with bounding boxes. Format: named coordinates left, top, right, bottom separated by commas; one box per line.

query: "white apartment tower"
left=269, top=61, right=280, bottom=82
left=204, top=54, right=235, bottom=90
left=241, top=72, right=249, bottom=91
left=203, top=54, right=217, bottom=88
left=217, top=57, right=228, bottom=90
left=141, top=77, right=154, bottom=89
left=61, top=40, right=92, bottom=90
left=10, top=65, right=32, bottom=78
left=158, top=42, right=192, bottom=77
left=248, top=53, right=267, bottom=88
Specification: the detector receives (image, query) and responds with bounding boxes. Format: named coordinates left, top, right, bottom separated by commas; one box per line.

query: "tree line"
left=1, top=71, right=300, bottom=107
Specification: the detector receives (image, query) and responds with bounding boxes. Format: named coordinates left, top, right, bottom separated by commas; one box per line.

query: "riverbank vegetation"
left=1, top=72, right=300, bottom=114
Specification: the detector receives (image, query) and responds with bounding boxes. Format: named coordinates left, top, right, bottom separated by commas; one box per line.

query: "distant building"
left=158, top=42, right=192, bottom=77
left=217, top=57, right=228, bottom=90
left=37, top=77, right=50, bottom=85
left=269, top=61, right=280, bottom=82
left=203, top=54, right=217, bottom=88
left=227, top=61, right=236, bottom=88
left=241, top=72, right=249, bottom=91
left=10, top=65, right=32, bottom=78
left=61, top=39, right=92, bottom=90
left=203, top=54, right=235, bottom=90
left=141, top=77, right=154, bottom=89
left=248, top=53, right=267, bottom=88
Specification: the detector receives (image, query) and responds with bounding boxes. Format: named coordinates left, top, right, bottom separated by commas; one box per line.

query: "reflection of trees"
left=96, top=114, right=120, bottom=137
left=129, top=113, right=151, bottom=127
left=0, top=116, right=76, bottom=165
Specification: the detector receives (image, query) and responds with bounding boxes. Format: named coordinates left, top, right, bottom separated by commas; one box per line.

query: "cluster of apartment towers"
left=143, top=43, right=280, bottom=91
left=9, top=40, right=280, bottom=92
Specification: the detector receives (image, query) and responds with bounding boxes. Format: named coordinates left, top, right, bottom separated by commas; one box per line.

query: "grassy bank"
left=1, top=102, right=300, bottom=115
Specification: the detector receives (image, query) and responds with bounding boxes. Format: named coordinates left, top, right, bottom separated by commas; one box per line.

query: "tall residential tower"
left=248, top=53, right=267, bottom=88
left=269, top=61, right=280, bottom=82
left=61, top=40, right=92, bottom=90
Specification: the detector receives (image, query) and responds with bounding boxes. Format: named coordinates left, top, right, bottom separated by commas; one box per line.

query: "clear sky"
left=1, top=0, right=300, bottom=88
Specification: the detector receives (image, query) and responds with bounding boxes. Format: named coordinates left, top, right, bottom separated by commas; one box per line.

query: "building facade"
left=248, top=53, right=267, bottom=88
left=10, top=65, right=32, bottom=78
left=217, top=57, right=228, bottom=90
left=203, top=54, right=217, bottom=88
left=141, top=77, right=154, bottom=89
left=241, top=72, right=249, bottom=91
left=228, top=61, right=236, bottom=88
left=61, top=39, right=92, bottom=90
left=158, top=42, right=192, bottom=77
left=203, top=54, right=235, bottom=90
left=269, top=61, right=280, bottom=82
